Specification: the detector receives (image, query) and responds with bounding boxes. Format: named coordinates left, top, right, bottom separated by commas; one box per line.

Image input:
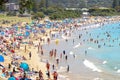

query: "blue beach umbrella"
left=26, top=25, right=31, bottom=30
left=46, top=25, right=51, bottom=28
left=8, top=77, right=16, bottom=80
left=0, top=31, right=5, bottom=35
left=37, top=24, right=43, bottom=28
left=20, top=62, right=29, bottom=71
left=25, top=31, right=30, bottom=37
left=32, top=29, right=37, bottom=33
left=54, top=26, right=58, bottom=28
left=0, top=55, right=4, bottom=62
left=14, top=25, right=18, bottom=31
left=41, top=30, right=46, bottom=33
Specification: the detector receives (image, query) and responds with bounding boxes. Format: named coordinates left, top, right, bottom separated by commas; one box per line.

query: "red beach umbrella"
left=10, top=49, right=15, bottom=53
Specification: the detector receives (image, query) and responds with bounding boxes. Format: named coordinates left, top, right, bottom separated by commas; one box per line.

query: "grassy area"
left=0, top=15, right=32, bottom=27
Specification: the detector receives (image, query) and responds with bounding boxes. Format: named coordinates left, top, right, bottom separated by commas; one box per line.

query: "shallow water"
left=42, top=22, right=120, bottom=80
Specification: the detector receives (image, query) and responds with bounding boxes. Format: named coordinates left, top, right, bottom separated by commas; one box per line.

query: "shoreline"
left=0, top=16, right=120, bottom=80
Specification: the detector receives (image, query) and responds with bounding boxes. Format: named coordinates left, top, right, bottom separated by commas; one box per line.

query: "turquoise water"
left=76, top=22, right=120, bottom=74
left=85, top=22, right=120, bottom=74
left=43, top=22, right=120, bottom=79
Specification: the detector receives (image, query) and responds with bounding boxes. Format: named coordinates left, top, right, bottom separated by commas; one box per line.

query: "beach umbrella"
left=10, top=49, right=15, bottom=53
left=16, top=33, right=23, bottom=36
left=41, top=30, right=46, bottom=33
left=25, top=31, right=30, bottom=37
left=0, top=55, right=4, bottom=62
left=0, top=31, right=5, bottom=35
left=55, top=39, right=59, bottom=45
left=8, top=77, right=16, bottom=80
left=37, top=24, right=43, bottom=28
left=18, top=36, right=23, bottom=39
left=46, top=24, right=51, bottom=28
left=14, top=25, right=18, bottom=31
left=26, top=25, right=31, bottom=30
left=20, top=62, right=29, bottom=71
left=54, top=26, right=58, bottom=28
left=32, top=29, right=37, bottom=33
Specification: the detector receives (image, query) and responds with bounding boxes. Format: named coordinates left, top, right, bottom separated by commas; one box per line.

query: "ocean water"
left=42, top=22, right=120, bottom=80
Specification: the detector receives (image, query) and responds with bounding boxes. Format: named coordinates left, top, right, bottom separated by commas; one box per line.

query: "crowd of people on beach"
left=0, top=16, right=120, bottom=80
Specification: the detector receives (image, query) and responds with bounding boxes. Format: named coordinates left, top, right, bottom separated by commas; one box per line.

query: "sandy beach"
left=0, top=16, right=120, bottom=80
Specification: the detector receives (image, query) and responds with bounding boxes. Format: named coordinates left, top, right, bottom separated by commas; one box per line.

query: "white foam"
left=69, top=51, right=74, bottom=55
left=83, top=59, right=102, bottom=72
left=58, top=75, right=70, bottom=80
left=88, top=47, right=96, bottom=50
left=73, top=43, right=80, bottom=49
left=117, top=69, right=120, bottom=73
left=102, top=61, right=107, bottom=64
left=94, top=78, right=103, bottom=80
left=57, top=66, right=67, bottom=73
left=61, top=34, right=70, bottom=39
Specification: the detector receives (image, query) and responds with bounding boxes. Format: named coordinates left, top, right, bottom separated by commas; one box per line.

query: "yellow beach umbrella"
left=55, top=39, right=59, bottom=45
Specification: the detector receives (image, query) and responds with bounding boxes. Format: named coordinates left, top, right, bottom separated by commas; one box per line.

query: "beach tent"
left=0, top=55, right=4, bottom=62
left=8, top=77, right=16, bottom=80
left=20, top=62, right=29, bottom=71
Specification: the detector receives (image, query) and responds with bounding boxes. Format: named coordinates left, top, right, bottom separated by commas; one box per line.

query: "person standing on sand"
left=65, top=55, right=68, bottom=61
left=46, top=70, right=50, bottom=79
left=47, top=38, right=50, bottom=44
left=39, top=70, right=43, bottom=79
left=67, top=65, right=69, bottom=72
left=46, top=61, right=50, bottom=71
left=63, top=50, right=65, bottom=55
left=52, top=64, right=55, bottom=70
left=60, top=53, right=62, bottom=59
left=38, top=42, right=40, bottom=53
left=25, top=45, right=26, bottom=52
left=54, top=49, right=57, bottom=58
left=52, top=71, right=58, bottom=80
left=29, top=52, right=31, bottom=60
left=41, top=50, right=43, bottom=55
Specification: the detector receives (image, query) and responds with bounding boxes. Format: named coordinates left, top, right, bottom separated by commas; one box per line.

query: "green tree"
left=39, top=0, right=46, bottom=9
left=26, top=0, right=33, bottom=13
left=32, top=0, right=39, bottom=13
left=19, top=0, right=33, bottom=14
left=32, top=12, right=45, bottom=20
left=19, top=0, right=26, bottom=14
left=115, top=6, right=120, bottom=12
left=112, top=0, right=120, bottom=8
left=0, top=0, right=9, bottom=11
